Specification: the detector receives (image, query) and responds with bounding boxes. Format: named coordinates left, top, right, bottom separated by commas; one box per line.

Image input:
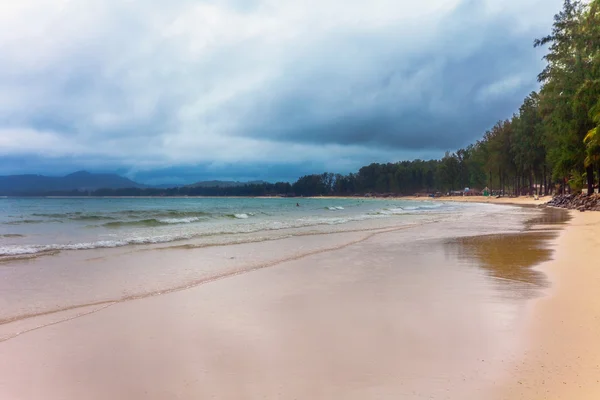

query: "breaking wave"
left=0, top=199, right=458, bottom=260
left=102, top=217, right=204, bottom=228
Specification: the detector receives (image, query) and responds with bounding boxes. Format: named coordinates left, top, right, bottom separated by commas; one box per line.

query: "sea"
left=1, top=195, right=564, bottom=399
left=0, top=197, right=507, bottom=260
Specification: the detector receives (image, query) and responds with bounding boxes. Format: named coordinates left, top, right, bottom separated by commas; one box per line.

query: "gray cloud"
left=231, top=0, right=548, bottom=150
left=0, top=0, right=562, bottom=181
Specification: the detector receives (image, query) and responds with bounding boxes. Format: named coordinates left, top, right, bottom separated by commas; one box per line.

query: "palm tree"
left=584, top=104, right=600, bottom=193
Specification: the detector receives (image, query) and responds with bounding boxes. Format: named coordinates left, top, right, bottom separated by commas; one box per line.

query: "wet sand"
left=430, top=196, right=600, bottom=396
left=497, top=210, right=600, bottom=399
left=0, top=205, right=574, bottom=399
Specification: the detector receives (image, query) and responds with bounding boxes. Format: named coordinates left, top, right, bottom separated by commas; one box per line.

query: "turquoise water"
left=0, top=197, right=461, bottom=258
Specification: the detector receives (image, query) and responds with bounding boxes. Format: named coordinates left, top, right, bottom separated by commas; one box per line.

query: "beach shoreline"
left=0, top=199, right=596, bottom=399
left=495, top=209, right=600, bottom=399
left=407, top=195, right=600, bottom=397
left=382, top=194, right=553, bottom=207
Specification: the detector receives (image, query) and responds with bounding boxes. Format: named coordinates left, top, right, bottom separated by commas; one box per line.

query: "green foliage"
left=584, top=102, right=600, bottom=166
left=568, top=170, right=584, bottom=192
left=536, top=0, right=600, bottom=192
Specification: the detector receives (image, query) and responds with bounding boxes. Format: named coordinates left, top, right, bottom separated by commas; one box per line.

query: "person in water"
left=296, top=203, right=300, bottom=207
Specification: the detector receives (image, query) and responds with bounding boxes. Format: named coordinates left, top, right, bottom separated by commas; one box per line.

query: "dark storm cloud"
left=0, top=0, right=563, bottom=181
left=231, top=0, right=545, bottom=150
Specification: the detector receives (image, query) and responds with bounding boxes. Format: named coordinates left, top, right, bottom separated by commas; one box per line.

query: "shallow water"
left=1, top=197, right=480, bottom=259
left=0, top=203, right=569, bottom=400
left=0, top=201, right=560, bottom=327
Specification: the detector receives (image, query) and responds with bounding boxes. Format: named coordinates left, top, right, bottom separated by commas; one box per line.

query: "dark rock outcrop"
left=546, top=193, right=600, bottom=212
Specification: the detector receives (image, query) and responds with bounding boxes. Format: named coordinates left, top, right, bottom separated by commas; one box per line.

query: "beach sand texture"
left=497, top=210, right=600, bottom=399
left=0, top=200, right=597, bottom=399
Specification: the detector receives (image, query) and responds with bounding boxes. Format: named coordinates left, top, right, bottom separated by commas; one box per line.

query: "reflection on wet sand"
left=446, top=207, right=569, bottom=289
left=0, top=204, right=574, bottom=400
left=522, top=205, right=570, bottom=230
left=449, top=232, right=556, bottom=286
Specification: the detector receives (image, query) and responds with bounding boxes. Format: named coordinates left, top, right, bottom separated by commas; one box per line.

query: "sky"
left=0, top=0, right=564, bottom=185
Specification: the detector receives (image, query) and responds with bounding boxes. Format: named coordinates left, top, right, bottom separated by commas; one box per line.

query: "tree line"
left=294, top=0, right=600, bottom=197
left=13, top=1, right=600, bottom=198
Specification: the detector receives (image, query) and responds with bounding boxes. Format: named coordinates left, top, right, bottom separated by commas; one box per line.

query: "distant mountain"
left=186, top=180, right=268, bottom=188
left=0, top=171, right=145, bottom=195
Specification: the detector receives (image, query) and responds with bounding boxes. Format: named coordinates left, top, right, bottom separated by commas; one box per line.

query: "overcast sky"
left=0, top=0, right=563, bottom=184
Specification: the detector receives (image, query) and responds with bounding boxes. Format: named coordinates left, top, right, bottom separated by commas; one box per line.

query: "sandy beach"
left=402, top=194, right=554, bottom=207
left=497, top=209, right=600, bottom=399
left=0, top=199, right=598, bottom=399
left=413, top=195, right=600, bottom=398
left=2, top=0, right=599, bottom=399
left=413, top=195, right=600, bottom=397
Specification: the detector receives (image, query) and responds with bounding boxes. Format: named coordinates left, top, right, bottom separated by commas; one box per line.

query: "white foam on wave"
left=412, top=203, right=444, bottom=210
left=1, top=201, right=456, bottom=258
left=377, top=207, right=405, bottom=215
left=0, top=241, right=125, bottom=256
left=0, top=234, right=195, bottom=257
left=158, top=217, right=201, bottom=224
left=395, top=203, right=445, bottom=212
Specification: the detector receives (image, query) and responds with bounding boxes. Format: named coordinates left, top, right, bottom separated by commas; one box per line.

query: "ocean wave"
left=74, top=215, right=116, bottom=221
left=33, top=210, right=212, bottom=221
left=0, top=234, right=25, bottom=238
left=0, top=235, right=194, bottom=257
left=1, top=215, right=351, bottom=256
left=5, top=219, right=50, bottom=225
left=157, top=217, right=202, bottom=224
left=375, top=207, right=406, bottom=215
left=103, top=219, right=164, bottom=228
left=0, top=213, right=438, bottom=258
left=30, top=213, right=116, bottom=221
left=403, top=203, right=444, bottom=211
left=102, top=217, right=205, bottom=228
left=0, top=200, right=454, bottom=259
left=132, top=210, right=211, bottom=219
left=373, top=204, right=445, bottom=214
left=0, top=218, right=357, bottom=257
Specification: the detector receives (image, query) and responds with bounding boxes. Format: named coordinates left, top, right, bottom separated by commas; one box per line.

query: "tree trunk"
left=586, top=165, right=594, bottom=195
left=498, top=172, right=501, bottom=196
left=597, top=162, right=600, bottom=194
left=559, top=180, right=562, bottom=195
left=529, top=169, right=533, bottom=196
left=543, top=166, right=547, bottom=195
